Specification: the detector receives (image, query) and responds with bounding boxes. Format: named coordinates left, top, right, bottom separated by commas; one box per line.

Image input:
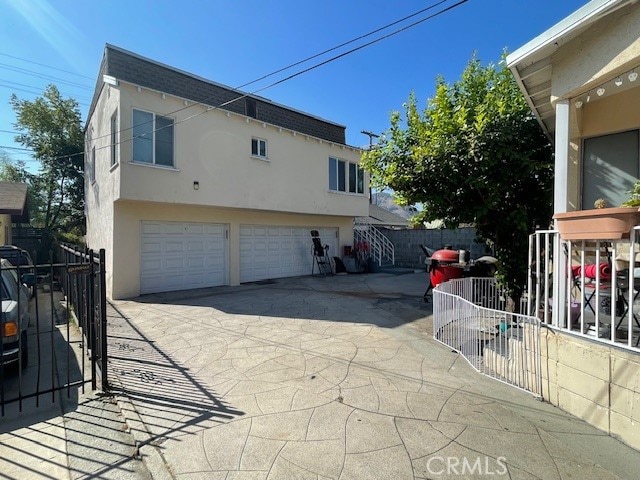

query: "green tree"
left=361, top=56, right=553, bottom=304
left=10, top=84, right=84, bottom=235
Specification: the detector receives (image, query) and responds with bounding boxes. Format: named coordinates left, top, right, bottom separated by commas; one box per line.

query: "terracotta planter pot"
left=554, top=207, right=640, bottom=240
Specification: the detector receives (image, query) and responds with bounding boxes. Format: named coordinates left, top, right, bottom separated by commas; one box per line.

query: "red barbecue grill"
left=429, top=248, right=464, bottom=287
left=422, top=246, right=498, bottom=302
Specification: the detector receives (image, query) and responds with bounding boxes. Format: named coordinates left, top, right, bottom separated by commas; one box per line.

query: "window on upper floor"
left=132, top=108, right=174, bottom=167
left=251, top=137, right=267, bottom=159
left=110, top=110, right=118, bottom=167
left=329, top=157, right=365, bottom=194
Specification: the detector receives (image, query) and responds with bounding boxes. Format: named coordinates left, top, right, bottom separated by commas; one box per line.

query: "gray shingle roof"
left=88, top=45, right=348, bottom=145
left=358, top=204, right=410, bottom=227
left=0, top=182, right=28, bottom=223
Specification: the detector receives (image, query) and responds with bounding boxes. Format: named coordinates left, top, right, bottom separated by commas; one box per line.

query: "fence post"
left=99, top=249, right=108, bottom=390
left=88, top=249, right=96, bottom=391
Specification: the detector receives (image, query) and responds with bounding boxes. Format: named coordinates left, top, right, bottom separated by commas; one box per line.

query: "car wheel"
left=21, top=331, right=28, bottom=368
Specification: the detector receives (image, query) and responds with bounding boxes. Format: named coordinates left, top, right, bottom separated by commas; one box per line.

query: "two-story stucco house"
left=85, top=45, right=368, bottom=299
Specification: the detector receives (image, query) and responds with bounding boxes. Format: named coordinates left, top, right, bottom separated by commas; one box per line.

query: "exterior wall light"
left=193, top=181, right=199, bottom=190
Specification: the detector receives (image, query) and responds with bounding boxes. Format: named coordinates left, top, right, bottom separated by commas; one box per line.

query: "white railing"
left=433, top=277, right=542, bottom=396
left=354, top=221, right=395, bottom=266
left=527, top=229, right=640, bottom=352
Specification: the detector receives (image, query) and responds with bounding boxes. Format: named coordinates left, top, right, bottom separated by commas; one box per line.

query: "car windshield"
left=0, top=269, right=18, bottom=301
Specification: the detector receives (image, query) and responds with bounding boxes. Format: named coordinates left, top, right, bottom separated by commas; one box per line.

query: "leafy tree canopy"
left=10, top=84, right=84, bottom=235
left=361, top=55, right=554, bottom=299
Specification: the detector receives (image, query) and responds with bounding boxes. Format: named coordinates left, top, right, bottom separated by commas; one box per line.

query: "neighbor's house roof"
left=506, top=0, right=635, bottom=140
left=358, top=204, right=410, bottom=228
left=88, top=44, right=349, bottom=145
left=0, top=182, right=29, bottom=223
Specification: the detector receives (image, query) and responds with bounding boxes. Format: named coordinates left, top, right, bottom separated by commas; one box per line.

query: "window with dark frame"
left=251, top=138, right=267, bottom=159
left=328, top=157, right=365, bottom=194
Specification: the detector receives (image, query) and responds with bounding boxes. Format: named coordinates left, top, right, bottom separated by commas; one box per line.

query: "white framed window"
left=251, top=137, right=267, bottom=159
left=110, top=110, right=118, bottom=166
left=132, top=108, right=174, bottom=167
left=329, top=157, right=364, bottom=194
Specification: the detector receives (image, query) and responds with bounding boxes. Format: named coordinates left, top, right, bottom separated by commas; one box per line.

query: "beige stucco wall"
left=540, top=329, right=640, bottom=451
left=565, top=85, right=640, bottom=210
left=111, top=200, right=355, bottom=299
left=85, top=83, right=120, bottom=293
left=86, top=80, right=368, bottom=299
left=550, top=4, right=640, bottom=103
left=115, top=83, right=367, bottom=218
left=548, top=2, right=640, bottom=211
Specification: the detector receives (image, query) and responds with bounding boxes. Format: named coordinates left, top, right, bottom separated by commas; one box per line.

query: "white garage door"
left=141, top=221, right=228, bottom=294
left=240, top=225, right=338, bottom=283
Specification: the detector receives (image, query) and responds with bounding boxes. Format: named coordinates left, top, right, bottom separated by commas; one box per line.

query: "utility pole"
left=361, top=130, right=379, bottom=205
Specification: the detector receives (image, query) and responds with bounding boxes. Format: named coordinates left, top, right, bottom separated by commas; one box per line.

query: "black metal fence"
left=0, top=244, right=107, bottom=416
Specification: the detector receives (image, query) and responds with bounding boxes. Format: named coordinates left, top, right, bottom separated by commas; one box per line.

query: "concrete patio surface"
left=105, top=272, right=640, bottom=480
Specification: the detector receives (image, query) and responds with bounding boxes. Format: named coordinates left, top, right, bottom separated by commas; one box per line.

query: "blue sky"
left=0, top=0, right=587, bottom=168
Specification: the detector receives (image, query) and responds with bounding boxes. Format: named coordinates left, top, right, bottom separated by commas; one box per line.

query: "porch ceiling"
left=506, top=0, right=635, bottom=142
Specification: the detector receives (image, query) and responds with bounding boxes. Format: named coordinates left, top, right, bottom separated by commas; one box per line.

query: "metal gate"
left=0, top=245, right=107, bottom=416
left=433, top=277, right=542, bottom=397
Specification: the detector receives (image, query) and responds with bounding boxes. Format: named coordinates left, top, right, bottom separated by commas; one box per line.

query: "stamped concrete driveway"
left=108, top=273, right=640, bottom=480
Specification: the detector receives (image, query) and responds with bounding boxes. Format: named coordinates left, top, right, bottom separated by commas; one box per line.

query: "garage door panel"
left=240, top=225, right=337, bottom=283
left=141, top=221, right=227, bottom=295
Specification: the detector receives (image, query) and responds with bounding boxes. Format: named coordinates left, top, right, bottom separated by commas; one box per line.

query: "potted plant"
left=554, top=182, right=640, bottom=240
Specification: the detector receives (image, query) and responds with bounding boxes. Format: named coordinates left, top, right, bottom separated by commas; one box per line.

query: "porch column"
left=553, top=99, right=570, bottom=328
left=553, top=100, right=570, bottom=214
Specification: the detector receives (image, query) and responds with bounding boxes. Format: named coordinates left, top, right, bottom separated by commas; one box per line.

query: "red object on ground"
left=430, top=249, right=463, bottom=287
left=571, top=263, right=611, bottom=280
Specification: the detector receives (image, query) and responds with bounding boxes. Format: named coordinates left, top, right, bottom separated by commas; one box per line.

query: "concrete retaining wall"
left=540, top=329, right=640, bottom=451
left=382, top=227, right=487, bottom=269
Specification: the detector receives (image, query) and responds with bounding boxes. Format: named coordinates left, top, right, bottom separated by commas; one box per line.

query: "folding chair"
left=311, top=230, right=333, bottom=276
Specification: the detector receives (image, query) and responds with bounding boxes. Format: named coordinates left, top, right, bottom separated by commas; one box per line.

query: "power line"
left=0, top=62, right=93, bottom=90
left=236, top=0, right=452, bottom=91
left=90, top=0, right=467, bottom=147
left=0, top=78, right=92, bottom=101
left=0, top=52, right=94, bottom=80
left=12, top=0, right=469, bottom=164
left=0, top=145, right=33, bottom=152
left=0, top=83, right=91, bottom=107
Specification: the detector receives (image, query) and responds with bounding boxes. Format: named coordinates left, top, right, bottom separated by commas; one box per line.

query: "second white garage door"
left=240, top=225, right=338, bottom=283
left=140, top=221, right=228, bottom=294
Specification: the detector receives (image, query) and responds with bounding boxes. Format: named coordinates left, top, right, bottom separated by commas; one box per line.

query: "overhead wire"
left=88, top=0, right=463, bottom=146
left=0, top=62, right=93, bottom=90
left=0, top=78, right=92, bottom=101
left=0, top=52, right=94, bottom=80
left=6, top=0, right=468, bottom=165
